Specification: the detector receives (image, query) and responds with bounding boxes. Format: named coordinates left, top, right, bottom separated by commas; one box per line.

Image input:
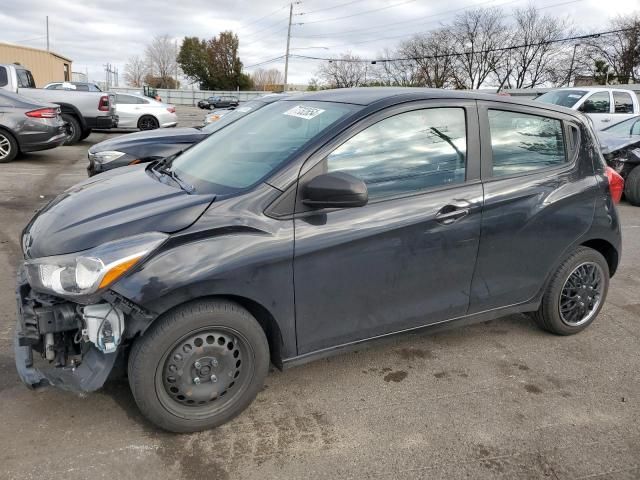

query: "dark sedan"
left=197, top=95, right=239, bottom=110
left=0, top=90, right=67, bottom=163
left=87, top=95, right=285, bottom=176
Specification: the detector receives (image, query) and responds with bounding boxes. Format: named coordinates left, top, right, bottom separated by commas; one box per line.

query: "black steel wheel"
left=128, top=300, right=269, bottom=432
left=62, top=113, right=81, bottom=145
left=0, top=129, right=18, bottom=163
left=624, top=165, right=640, bottom=206
left=138, top=115, right=159, bottom=130
left=533, top=247, right=609, bottom=335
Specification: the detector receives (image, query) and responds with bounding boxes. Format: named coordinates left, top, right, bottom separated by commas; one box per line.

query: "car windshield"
left=536, top=90, right=589, bottom=108
left=603, top=116, right=640, bottom=136
left=200, top=100, right=265, bottom=133
left=170, top=101, right=359, bottom=194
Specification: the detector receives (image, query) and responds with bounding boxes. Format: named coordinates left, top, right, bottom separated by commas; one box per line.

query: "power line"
left=299, top=0, right=583, bottom=49
left=299, top=0, right=418, bottom=25
left=295, top=0, right=367, bottom=16
left=286, top=27, right=633, bottom=64
left=245, top=55, right=287, bottom=69
left=236, top=4, right=290, bottom=31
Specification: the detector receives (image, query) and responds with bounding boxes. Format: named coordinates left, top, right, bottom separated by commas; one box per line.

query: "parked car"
left=0, top=90, right=67, bottom=162
left=0, top=64, right=118, bottom=144
left=44, top=81, right=102, bottom=92
left=536, top=87, right=640, bottom=130
left=87, top=95, right=284, bottom=176
left=597, top=115, right=640, bottom=205
left=197, top=95, right=239, bottom=109
left=15, top=88, right=622, bottom=433
left=114, top=93, right=177, bottom=130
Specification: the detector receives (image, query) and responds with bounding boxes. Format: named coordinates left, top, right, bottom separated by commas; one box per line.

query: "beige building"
left=0, top=42, right=72, bottom=87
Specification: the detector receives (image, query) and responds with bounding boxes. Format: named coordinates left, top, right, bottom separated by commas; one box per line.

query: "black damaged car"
left=16, top=88, right=622, bottom=432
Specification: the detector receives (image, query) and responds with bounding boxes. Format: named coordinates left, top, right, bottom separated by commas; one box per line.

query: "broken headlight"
left=24, top=232, right=167, bottom=298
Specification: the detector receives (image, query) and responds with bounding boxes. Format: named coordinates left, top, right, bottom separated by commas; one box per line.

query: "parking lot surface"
left=0, top=106, right=638, bottom=480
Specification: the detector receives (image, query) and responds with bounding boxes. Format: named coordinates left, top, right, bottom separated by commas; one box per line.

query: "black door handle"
left=436, top=204, right=470, bottom=225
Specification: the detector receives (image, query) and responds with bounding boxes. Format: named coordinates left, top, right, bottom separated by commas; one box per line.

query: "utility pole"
left=283, top=3, right=293, bottom=92
left=175, top=39, right=179, bottom=89
left=46, top=16, right=49, bottom=52
left=567, top=43, right=579, bottom=87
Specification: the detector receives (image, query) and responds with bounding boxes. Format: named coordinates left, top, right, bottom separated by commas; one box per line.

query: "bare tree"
left=492, top=5, right=570, bottom=90
left=145, top=34, right=178, bottom=88
left=399, top=29, right=457, bottom=87
left=370, top=48, right=419, bottom=86
left=251, top=68, right=284, bottom=90
left=124, top=55, right=148, bottom=87
left=317, top=53, right=368, bottom=88
left=450, top=8, right=509, bottom=89
left=585, top=15, right=640, bottom=84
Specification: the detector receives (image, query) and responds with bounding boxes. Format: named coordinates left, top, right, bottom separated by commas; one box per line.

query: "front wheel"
left=624, top=165, right=640, bottom=206
left=128, top=300, right=269, bottom=433
left=532, top=247, right=609, bottom=335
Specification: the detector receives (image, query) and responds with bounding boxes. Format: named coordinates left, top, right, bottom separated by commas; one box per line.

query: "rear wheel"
left=0, top=130, right=18, bottom=163
left=138, top=115, right=159, bottom=130
left=62, top=114, right=82, bottom=145
left=79, top=128, right=92, bottom=141
left=128, top=300, right=269, bottom=433
left=624, top=165, right=640, bottom=206
left=532, top=247, right=609, bottom=335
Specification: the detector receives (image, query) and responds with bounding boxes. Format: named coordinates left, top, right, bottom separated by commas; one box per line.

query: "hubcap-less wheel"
left=559, top=262, right=604, bottom=326
left=0, top=134, right=11, bottom=160
left=157, top=327, right=253, bottom=419
left=139, top=117, right=158, bottom=130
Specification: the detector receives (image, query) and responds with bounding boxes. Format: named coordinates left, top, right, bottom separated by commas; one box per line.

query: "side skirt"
left=281, top=301, right=539, bottom=370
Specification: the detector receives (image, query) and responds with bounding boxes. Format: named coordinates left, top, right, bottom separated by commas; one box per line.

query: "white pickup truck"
left=0, top=64, right=118, bottom=144
left=536, top=87, right=640, bottom=130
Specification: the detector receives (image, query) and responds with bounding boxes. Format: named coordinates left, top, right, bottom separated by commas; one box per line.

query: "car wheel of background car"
left=127, top=299, right=270, bottom=433
left=0, top=129, right=19, bottom=163
left=138, top=115, right=159, bottom=131
left=532, top=246, right=609, bottom=335
left=79, top=128, right=92, bottom=141
left=624, top=166, right=640, bottom=206
left=61, top=113, right=82, bottom=145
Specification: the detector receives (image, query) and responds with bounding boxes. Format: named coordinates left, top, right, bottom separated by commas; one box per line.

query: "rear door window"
left=488, top=109, right=567, bottom=177
left=0, top=67, right=7, bottom=87
left=613, top=91, right=634, bottom=113
left=16, top=69, right=35, bottom=88
left=579, top=92, right=611, bottom=113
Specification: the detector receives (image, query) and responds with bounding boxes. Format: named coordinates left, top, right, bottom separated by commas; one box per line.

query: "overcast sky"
left=1, top=0, right=637, bottom=88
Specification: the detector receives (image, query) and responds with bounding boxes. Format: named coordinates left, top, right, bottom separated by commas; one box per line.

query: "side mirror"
left=302, top=171, right=368, bottom=209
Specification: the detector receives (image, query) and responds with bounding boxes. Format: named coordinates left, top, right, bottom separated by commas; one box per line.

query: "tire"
left=62, top=114, right=82, bottom=145
left=0, top=129, right=19, bottom=163
left=128, top=299, right=270, bottom=433
left=624, top=165, right=640, bottom=206
left=79, top=128, right=92, bottom=141
left=137, top=115, right=159, bottom=131
left=532, top=247, right=609, bottom=335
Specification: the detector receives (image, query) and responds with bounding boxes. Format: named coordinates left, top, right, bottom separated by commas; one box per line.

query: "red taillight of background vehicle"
left=605, top=166, right=624, bottom=203
left=167, top=106, right=175, bottom=113
left=98, top=95, right=110, bottom=112
left=25, top=107, right=58, bottom=118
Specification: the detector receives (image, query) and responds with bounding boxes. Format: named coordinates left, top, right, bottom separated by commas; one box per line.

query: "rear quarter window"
left=488, top=109, right=567, bottom=177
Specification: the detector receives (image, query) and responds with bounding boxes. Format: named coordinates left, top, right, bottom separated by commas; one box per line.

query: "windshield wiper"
left=151, top=157, right=194, bottom=193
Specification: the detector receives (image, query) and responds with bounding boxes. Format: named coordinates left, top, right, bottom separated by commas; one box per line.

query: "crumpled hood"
left=597, top=131, right=640, bottom=155
left=23, top=165, right=215, bottom=258
left=89, top=127, right=204, bottom=154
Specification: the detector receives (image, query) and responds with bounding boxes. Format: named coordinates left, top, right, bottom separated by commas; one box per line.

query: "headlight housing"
left=89, top=150, right=126, bottom=164
left=25, top=232, right=167, bottom=298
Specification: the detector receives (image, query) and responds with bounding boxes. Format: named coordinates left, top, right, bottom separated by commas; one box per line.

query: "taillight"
left=98, top=95, right=110, bottom=112
left=605, top=166, right=624, bottom=203
left=167, top=106, right=175, bottom=113
left=25, top=107, right=58, bottom=118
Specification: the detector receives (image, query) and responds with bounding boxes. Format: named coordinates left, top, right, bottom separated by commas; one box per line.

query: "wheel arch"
left=0, top=126, right=19, bottom=150
left=580, top=238, right=619, bottom=277
left=56, top=103, right=87, bottom=130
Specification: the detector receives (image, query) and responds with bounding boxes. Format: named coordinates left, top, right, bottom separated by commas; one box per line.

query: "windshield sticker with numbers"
left=283, top=105, right=325, bottom=120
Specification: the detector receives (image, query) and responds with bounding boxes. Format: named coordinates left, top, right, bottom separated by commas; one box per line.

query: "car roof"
left=284, top=87, right=578, bottom=116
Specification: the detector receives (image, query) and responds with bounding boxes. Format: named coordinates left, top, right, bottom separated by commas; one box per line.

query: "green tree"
left=593, top=60, right=610, bottom=85
left=178, top=31, right=252, bottom=90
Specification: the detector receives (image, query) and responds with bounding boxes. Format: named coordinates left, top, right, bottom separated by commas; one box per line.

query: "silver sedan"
left=114, top=93, right=177, bottom=130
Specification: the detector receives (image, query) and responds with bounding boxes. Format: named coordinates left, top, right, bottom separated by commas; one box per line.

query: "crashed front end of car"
left=599, top=134, right=640, bottom=179
left=15, top=232, right=166, bottom=391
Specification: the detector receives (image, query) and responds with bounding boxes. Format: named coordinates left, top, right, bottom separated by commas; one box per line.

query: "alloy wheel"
left=559, top=262, right=604, bottom=326
left=0, top=134, right=11, bottom=160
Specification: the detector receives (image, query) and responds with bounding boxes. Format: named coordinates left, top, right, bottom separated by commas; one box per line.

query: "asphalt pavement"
left=0, top=106, right=638, bottom=480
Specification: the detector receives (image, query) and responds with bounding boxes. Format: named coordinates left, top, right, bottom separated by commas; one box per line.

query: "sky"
left=1, top=0, right=637, bottom=88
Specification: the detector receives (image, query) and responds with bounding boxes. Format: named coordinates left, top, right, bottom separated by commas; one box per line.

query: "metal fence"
left=109, top=88, right=272, bottom=106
